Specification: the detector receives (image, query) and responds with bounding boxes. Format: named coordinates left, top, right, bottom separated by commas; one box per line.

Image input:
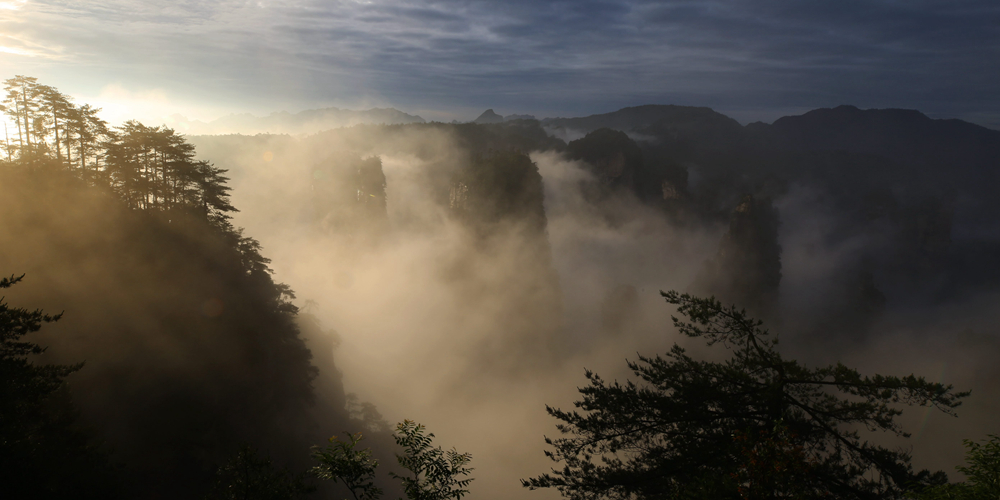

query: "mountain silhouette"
left=544, top=104, right=1000, bottom=196
left=474, top=109, right=505, bottom=124
left=752, top=105, right=1000, bottom=177
left=542, top=104, right=743, bottom=137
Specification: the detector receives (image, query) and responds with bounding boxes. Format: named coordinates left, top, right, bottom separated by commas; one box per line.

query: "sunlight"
left=0, top=0, right=27, bottom=10
left=0, top=0, right=996, bottom=494
left=79, top=83, right=227, bottom=128
left=0, top=33, right=63, bottom=59
left=0, top=46, right=32, bottom=56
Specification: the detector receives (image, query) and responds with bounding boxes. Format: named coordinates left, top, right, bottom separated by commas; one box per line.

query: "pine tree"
left=0, top=274, right=122, bottom=499
left=524, top=291, right=965, bottom=500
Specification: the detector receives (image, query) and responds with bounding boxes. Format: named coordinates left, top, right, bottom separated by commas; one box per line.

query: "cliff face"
left=186, top=107, right=1000, bottom=352
left=566, top=128, right=644, bottom=190
left=692, top=195, right=782, bottom=318
left=446, top=150, right=564, bottom=356
left=312, top=154, right=388, bottom=234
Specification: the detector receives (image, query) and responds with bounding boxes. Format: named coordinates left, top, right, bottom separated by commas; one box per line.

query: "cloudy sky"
left=2, top=0, right=998, bottom=127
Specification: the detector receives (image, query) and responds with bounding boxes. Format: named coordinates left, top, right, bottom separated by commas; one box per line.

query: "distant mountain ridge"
left=177, top=103, right=999, bottom=185
left=542, top=103, right=1000, bottom=185
left=166, top=106, right=426, bottom=135
left=542, top=104, right=743, bottom=136
left=753, top=105, right=1000, bottom=171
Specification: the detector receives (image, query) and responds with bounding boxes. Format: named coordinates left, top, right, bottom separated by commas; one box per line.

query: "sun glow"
left=0, top=45, right=33, bottom=56
left=0, top=0, right=27, bottom=10
left=77, top=83, right=231, bottom=128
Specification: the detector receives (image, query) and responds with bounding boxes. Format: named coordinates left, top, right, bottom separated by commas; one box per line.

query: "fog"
left=2, top=96, right=997, bottom=497
left=185, top=119, right=999, bottom=498
left=183, top=126, right=725, bottom=500
left=772, top=181, right=1000, bottom=474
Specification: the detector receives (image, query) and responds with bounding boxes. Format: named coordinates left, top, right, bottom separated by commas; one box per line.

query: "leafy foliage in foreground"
left=313, top=421, right=473, bottom=500
left=391, top=420, right=474, bottom=500
left=207, top=445, right=315, bottom=500
left=916, top=435, right=1000, bottom=500
left=524, top=291, right=967, bottom=500
left=312, top=432, right=382, bottom=500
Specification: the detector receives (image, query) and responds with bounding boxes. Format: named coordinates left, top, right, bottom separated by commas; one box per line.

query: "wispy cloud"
left=0, top=0, right=27, bottom=11
left=0, top=33, right=64, bottom=59
left=2, top=0, right=998, bottom=126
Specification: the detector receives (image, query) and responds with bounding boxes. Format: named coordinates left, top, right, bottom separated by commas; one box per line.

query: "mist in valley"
left=184, top=113, right=1000, bottom=499
left=2, top=75, right=999, bottom=499
left=3, top=0, right=999, bottom=497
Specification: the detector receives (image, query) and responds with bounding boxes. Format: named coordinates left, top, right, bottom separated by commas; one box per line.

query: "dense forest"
left=2, top=76, right=999, bottom=499
left=0, top=76, right=374, bottom=498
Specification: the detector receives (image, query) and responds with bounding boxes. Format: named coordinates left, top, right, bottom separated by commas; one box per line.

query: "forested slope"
left=0, top=77, right=357, bottom=498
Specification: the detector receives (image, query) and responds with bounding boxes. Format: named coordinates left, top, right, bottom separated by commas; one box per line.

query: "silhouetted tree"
left=1, top=79, right=326, bottom=498
left=207, top=445, right=315, bottom=500
left=3, top=75, right=42, bottom=158
left=37, top=84, right=73, bottom=162
left=66, top=104, right=109, bottom=178
left=345, top=394, right=390, bottom=433
left=101, top=119, right=237, bottom=223
left=312, top=432, right=382, bottom=500
left=915, top=435, right=1000, bottom=500
left=391, top=420, right=474, bottom=500
left=523, top=291, right=964, bottom=500
left=0, top=274, right=122, bottom=499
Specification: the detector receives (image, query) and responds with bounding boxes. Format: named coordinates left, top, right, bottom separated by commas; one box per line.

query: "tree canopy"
left=1, top=77, right=324, bottom=497
left=0, top=274, right=122, bottom=499
left=391, top=420, right=474, bottom=500
left=917, top=435, right=1000, bottom=500
left=312, top=421, right=474, bottom=500
left=207, top=445, right=315, bottom=500
left=3, top=76, right=237, bottom=228
left=312, top=432, right=382, bottom=500
left=524, top=291, right=968, bottom=500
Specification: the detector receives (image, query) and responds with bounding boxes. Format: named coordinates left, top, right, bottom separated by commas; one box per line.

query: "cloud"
left=1, top=0, right=997, bottom=126
left=0, top=0, right=27, bottom=11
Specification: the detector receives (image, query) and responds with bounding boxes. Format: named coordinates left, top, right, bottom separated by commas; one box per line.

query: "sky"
left=2, top=0, right=999, bottom=127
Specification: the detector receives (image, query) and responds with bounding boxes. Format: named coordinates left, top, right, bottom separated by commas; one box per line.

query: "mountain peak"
left=474, top=109, right=505, bottom=124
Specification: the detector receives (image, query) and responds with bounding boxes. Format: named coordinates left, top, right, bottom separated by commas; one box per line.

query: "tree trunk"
left=52, top=108, right=61, bottom=160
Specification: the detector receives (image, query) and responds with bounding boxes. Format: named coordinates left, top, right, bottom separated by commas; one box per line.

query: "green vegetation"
left=1, top=76, right=321, bottom=498
left=313, top=432, right=383, bottom=500
left=4, top=75, right=237, bottom=225
left=916, top=435, right=1000, bottom=500
left=312, top=421, right=473, bottom=500
left=449, top=149, right=547, bottom=234
left=208, top=446, right=316, bottom=500
left=2, top=75, right=997, bottom=500
left=0, top=275, right=122, bottom=499
left=391, top=420, right=474, bottom=500
left=523, top=291, right=967, bottom=500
